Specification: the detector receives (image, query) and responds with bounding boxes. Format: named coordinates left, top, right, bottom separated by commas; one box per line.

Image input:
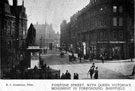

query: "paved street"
left=41, top=49, right=135, bottom=79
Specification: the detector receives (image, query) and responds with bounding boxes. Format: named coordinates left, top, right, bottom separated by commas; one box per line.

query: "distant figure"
left=132, top=65, right=135, bottom=76
left=94, top=67, right=99, bottom=79
left=76, top=73, right=79, bottom=79
left=100, top=54, right=104, bottom=63
left=47, top=66, right=50, bottom=71
left=73, top=73, right=76, bottom=79
left=65, top=70, right=71, bottom=79
left=92, top=63, right=95, bottom=68
left=89, top=54, right=93, bottom=62
left=55, top=74, right=59, bottom=79
left=46, top=48, right=48, bottom=53
left=74, top=73, right=79, bottom=79
left=78, top=52, right=82, bottom=63
left=60, top=51, right=64, bottom=58
left=88, top=67, right=94, bottom=79
left=61, top=73, right=65, bottom=79
left=71, top=52, right=76, bottom=61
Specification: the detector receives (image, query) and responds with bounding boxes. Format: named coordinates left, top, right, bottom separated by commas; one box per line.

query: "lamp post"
left=40, top=36, right=43, bottom=48
left=130, top=38, right=134, bottom=61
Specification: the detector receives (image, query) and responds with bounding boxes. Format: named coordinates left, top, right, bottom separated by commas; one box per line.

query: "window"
left=21, top=21, right=23, bottom=27
left=11, top=22, right=15, bottom=28
left=104, top=31, right=108, bottom=39
left=119, top=6, right=123, bottom=13
left=7, top=41, right=11, bottom=48
left=119, top=31, right=123, bottom=39
left=8, top=22, right=10, bottom=26
left=119, top=18, right=123, bottom=26
left=23, top=30, right=25, bottom=36
left=100, top=8, right=103, bottom=11
left=7, top=28, right=11, bottom=35
left=113, top=17, right=117, bottom=26
left=100, top=32, right=103, bottom=40
left=113, top=31, right=117, bottom=39
left=113, top=6, right=117, bottom=13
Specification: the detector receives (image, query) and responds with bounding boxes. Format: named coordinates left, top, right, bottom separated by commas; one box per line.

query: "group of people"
left=60, top=50, right=65, bottom=58
left=60, top=70, right=71, bottom=79
left=73, top=73, right=79, bottom=79
left=69, top=52, right=76, bottom=61
left=88, top=63, right=99, bottom=79
left=60, top=63, right=99, bottom=79
left=60, top=70, right=79, bottom=79
left=40, top=48, right=48, bottom=54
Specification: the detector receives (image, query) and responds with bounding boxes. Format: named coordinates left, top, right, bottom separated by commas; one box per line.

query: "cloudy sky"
left=9, top=0, right=89, bottom=33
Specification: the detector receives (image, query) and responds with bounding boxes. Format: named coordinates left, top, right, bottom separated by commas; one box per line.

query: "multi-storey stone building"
left=34, top=23, right=60, bottom=48
left=60, top=0, right=134, bottom=59
left=0, top=0, right=27, bottom=77
left=60, top=20, right=71, bottom=50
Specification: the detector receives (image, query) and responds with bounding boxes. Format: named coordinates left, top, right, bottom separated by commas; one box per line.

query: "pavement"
left=40, top=49, right=135, bottom=79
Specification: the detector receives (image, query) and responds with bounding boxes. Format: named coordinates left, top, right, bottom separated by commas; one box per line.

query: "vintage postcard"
left=0, top=0, right=134, bottom=91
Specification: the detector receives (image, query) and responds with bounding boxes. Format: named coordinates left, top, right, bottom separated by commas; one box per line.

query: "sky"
left=9, top=0, right=89, bottom=33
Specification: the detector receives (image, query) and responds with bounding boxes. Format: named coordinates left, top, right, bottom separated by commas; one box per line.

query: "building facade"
left=60, top=20, right=71, bottom=50
left=11, top=0, right=27, bottom=63
left=60, top=0, right=134, bottom=59
left=34, top=23, right=60, bottom=49
left=0, top=0, right=27, bottom=77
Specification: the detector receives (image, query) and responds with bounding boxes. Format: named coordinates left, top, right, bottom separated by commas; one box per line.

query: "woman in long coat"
left=94, top=67, right=99, bottom=79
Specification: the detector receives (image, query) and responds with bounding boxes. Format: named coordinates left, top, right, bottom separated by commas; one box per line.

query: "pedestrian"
left=94, top=67, right=99, bottom=79
left=79, top=52, right=82, bottom=63
left=73, top=73, right=76, bottom=79
left=74, top=73, right=79, bottom=79
left=88, top=67, right=94, bottom=79
left=132, top=65, right=135, bottom=76
left=46, top=48, right=48, bottom=53
left=102, top=55, right=104, bottom=63
left=71, top=52, right=75, bottom=61
left=55, top=74, right=59, bottom=79
left=89, top=54, right=93, bottom=62
left=92, top=63, right=95, bottom=68
left=65, top=70, right=71, bottom=79
left=69, top=55, right=71, bottom=62
left=76, top=73, right=79, bottom=79
left=61, top=73, right=65, bottom=79
left=79, top=56, right=82, bottom=62
left=100, top=54, right=104, bottom=63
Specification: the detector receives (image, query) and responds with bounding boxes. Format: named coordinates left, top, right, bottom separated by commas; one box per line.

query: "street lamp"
left=130, top=38, right=134, bottom=61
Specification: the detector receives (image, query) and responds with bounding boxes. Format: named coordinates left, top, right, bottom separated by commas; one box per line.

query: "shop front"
left=96, top=41, right=127, bottom=60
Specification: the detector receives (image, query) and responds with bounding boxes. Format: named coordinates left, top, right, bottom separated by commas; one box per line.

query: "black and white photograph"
left=0, top=0, right=135, bottom=90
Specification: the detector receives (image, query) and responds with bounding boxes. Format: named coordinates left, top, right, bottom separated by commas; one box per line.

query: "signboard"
left=27, top=46, right=40, bottom=50
left=82, top=42, right=86, bottom=55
